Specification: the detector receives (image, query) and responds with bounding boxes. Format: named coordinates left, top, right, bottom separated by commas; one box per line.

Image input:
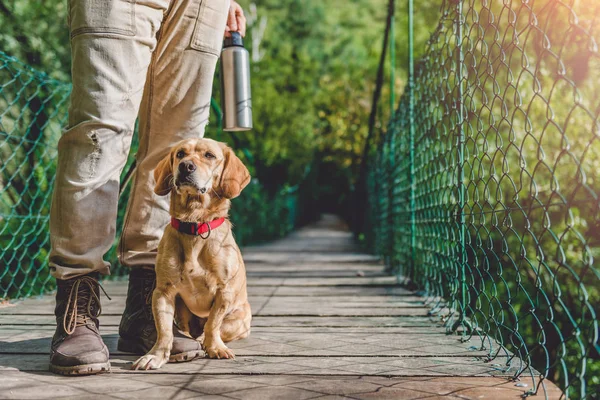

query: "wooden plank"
left=99, top=295, right=426, bottom=303
left=258, top=296, right=427, bottom=307
left=0, top=325, right=449, bottom=335
left=248, top=276, right=400, bottom=286
left=0, top=327, right=494, bottom=357
left=0, top=299, right=427, bottom=317
left=244, top=263, right=384, bottom=271
left=241, top=252, right=381, bottom=264
left=0, top=371, right=562, bottom=399
left=94, top=276, right=401, bottom=289
left=246, top=270, right=390, bottom=278
left=0, top=296, right=268, bottom=316
left=256, top=305, right=429, bottom=317
left=0, top=315, right=444, bottom=328
left=0, top=354, right=525, bottom=377
left=94, top=282, right=415, bottom=297
left=267, top=286, right=415, bottom=296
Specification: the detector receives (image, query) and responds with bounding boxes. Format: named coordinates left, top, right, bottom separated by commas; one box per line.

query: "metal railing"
left=365, top=0, right=599, bottom=398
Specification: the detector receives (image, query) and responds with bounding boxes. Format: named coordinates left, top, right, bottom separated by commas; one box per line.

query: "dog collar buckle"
left=199, top=222, right=211, bottom=239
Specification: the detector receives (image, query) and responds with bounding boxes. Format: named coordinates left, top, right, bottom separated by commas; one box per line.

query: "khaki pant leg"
left=119, top=0, right=229, bottom=267
left=49, top=0, right=169, bottom=279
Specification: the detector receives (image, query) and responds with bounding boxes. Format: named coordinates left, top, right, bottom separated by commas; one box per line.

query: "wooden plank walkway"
left=0, top=215, right=561, bottom=399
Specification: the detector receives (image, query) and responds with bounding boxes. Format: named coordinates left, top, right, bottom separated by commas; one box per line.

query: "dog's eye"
left=205, top=152, right=216, bottom=159
left=176, top=150, right=185, bottom=159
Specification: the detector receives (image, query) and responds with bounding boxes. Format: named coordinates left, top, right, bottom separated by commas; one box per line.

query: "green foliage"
left=229, top=182, right=299, bottom=246
left=239, top=0, right=390, bottom=189
left=0, top=1, right=70, bottom=80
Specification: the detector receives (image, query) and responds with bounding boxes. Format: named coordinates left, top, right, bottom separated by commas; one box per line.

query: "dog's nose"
left=179, top=160, right=196, bottom=175
left=199, top=187, right=207, bottom=194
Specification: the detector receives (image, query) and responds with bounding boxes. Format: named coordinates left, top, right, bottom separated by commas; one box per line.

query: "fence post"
left=389, top=5, right=395, bottom=115
left=453, top=0, right=469, bottom=334
left=407, top=0, right=416, bottom=273
left=387, top=1, right=396, bottom=271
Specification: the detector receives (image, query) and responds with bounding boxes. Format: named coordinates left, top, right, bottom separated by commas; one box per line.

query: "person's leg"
left=48, top=0, right=167, bottom=375
left=120, top=0, right=230, bottom=266
left=117, top=0, right=229, bottom=360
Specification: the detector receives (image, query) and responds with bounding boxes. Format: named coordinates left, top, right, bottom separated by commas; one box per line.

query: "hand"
left=225, top=1, right=246, bottom=37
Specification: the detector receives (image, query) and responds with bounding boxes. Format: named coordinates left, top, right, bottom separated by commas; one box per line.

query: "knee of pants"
left=57, top=122, right=134, bottom=185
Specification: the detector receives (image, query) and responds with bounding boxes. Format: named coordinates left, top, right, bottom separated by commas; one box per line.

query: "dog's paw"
left=205, top=345, right=235, bottom=360
left=132, top=354, right=168, bottom=370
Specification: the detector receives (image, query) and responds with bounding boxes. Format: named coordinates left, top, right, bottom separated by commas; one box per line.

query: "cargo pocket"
left=69, top=0, right=136, bottom=39
left=190, top=0, right=229, bottom=56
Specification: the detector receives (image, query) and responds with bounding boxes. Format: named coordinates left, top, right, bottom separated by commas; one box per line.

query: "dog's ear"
left=218, top=145, right=250, bottom=199
left=154, top=152, right=174, bottom=196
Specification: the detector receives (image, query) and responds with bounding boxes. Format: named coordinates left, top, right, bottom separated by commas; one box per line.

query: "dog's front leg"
left=132, top=287, right=176, bottom=370
left=202, top=290, right=235, bottom=359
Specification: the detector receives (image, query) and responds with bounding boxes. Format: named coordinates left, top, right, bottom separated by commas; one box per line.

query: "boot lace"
left=63, top=276, right=111, bottom=335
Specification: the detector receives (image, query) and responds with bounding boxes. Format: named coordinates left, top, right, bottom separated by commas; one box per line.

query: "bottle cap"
left=224, top=31, right=244, bottom=48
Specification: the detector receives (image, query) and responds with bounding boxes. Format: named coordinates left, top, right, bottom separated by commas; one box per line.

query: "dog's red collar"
left=170, top=217, right=226, bottom=238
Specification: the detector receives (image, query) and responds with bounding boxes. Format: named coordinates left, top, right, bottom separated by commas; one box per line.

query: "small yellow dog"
left=133, top=138, right=252, bottom=370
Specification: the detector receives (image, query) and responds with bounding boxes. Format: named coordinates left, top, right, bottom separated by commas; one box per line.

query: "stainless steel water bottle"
left=220, top=31, right=252, bottom=131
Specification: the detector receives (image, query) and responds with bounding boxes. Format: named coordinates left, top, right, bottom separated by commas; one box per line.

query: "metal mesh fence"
left=0, top=50, right=302, bottom=301
left=367, top=0, right=599, bottom=398
left=0, top=52, right=69, bottom=299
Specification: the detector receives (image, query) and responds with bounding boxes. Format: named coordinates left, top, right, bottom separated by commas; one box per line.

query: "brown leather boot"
left=118, top=268, right=203, bottom=362
left=49, top=274, right=111, bottom=375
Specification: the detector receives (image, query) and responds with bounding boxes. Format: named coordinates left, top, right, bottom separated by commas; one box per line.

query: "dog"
left=132, top=138, right=252, bottom=370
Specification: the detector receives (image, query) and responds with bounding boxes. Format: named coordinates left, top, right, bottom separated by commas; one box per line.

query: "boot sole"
left=49, top=362, right=111, bottom=376
left=117, top=337, right=204, bottom=363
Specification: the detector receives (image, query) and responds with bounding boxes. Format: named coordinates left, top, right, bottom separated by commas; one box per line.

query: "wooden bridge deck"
left=0, top=215, right=560, bottom=399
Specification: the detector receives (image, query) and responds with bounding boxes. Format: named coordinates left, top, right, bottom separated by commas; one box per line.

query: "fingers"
left=225, top=1, right=246, bottom=37
left=227, top=4, right=238, bottom=33
left=235, top=4, right=247, bottom=37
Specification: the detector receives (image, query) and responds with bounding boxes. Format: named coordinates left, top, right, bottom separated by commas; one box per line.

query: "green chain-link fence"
left=366, top=0, right=599, bottom=398
left=0, top=50, right=305, bottom=301
left=0, top=52, right=69, bottom=299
